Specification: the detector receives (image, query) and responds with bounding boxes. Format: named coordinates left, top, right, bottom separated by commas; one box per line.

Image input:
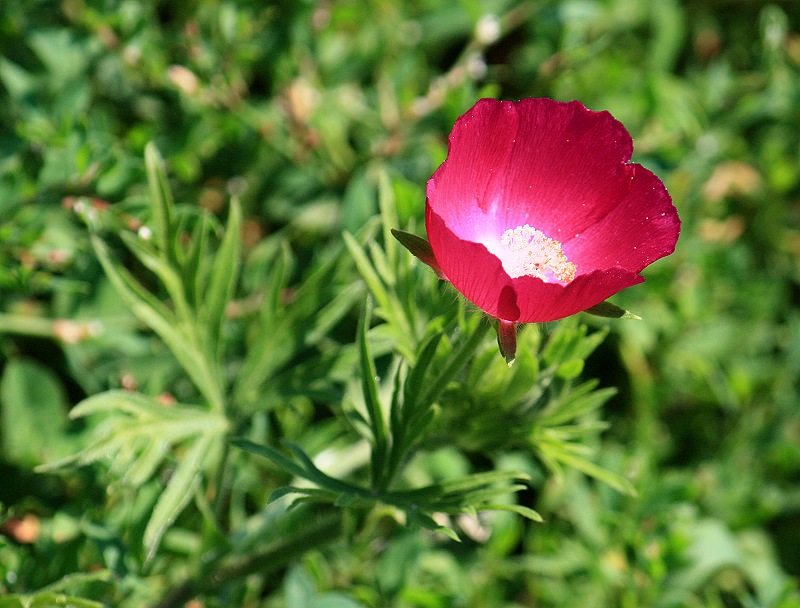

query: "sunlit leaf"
left=144, top=432, right=218, bottom=564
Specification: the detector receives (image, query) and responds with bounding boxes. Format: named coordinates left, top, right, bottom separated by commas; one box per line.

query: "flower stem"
left=419, top=317, right=492, bottom=408
left=152, top=510, right=342, bottom=608
left=379, top=318, right=492, bottom=490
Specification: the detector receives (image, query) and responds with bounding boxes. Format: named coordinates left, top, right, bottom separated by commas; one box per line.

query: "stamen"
left=499, top=224, right=577, bottom=282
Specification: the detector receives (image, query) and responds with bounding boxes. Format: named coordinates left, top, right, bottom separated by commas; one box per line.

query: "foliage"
left=2, top=1, right=800, bottom=607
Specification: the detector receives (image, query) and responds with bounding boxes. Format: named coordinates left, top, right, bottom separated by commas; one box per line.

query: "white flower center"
left=499, top=224, right=577, bottom=283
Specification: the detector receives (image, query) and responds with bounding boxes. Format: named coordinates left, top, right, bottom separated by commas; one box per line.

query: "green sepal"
left=584, top=300, right=642, bottom=320
left=390, top=229, right=444, bottom=279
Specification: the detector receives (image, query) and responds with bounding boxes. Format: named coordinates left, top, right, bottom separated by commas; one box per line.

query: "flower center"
left=499, top=224, right=577, bottom=283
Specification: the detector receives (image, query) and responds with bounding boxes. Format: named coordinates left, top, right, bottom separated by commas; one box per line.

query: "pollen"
left=499, top=224, right=577, bottom=283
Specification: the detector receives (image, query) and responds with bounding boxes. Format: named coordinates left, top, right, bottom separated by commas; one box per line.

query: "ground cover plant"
left=1, top=1, right=800, bottom=607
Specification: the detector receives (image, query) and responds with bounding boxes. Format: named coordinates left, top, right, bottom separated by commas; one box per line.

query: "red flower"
left=395, top=98, right=680, bottom=362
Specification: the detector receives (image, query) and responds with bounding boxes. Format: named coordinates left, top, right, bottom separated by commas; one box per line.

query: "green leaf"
left=144, top=432, right=217, bottom=564
left=541, top=446, right=637, bottom=496
left=378, top=168, right=400, bottom=271
left=537, top=381, right=616, bottom=427
left=402, top=331, right=443, bottom=416
left=203, top=198, right=242, bottom=351
left=305, top=281, right=364, bottom=346
left=483, top=503, right=544, bottom=523
left=181, top=211, right=213, bottom=309
left=0, top=358, right=69, bottom=465
left=119, top=231, right=194, bottom=324
left=344, top=231, right=414, bottom=358
left=144, top=142, right=177, bottom=264
left=230, top=438, right=311, bottom=480
left=357, top=299, right=389, bottom=487
left=29, top=594, right=105, bottom=608
left=311, top=593, right=366, bottom=608
left=555, top=358, right=584, bottom=379
left=92, top=236, right=221, bottom=409
left=410, top=511, right=461, bottom=541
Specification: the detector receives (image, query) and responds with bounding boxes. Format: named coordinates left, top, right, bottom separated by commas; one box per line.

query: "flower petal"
left=563, top=165, right=680, bottom=273
left=428, top=206, right=644, bottom=323
left=427, top=98, right=640, bottom=244
left=512, top=268, right=644, bottom=323
left=426, top=208, right=520, bottom=321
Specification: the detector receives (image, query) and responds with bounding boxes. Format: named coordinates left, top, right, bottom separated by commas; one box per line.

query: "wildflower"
left=394, top=98, right=680, bottom=362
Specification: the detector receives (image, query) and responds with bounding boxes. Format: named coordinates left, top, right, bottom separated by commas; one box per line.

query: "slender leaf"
left=144, top=141, right=177, bottom=264
left=305, top=281, right=364, bottom=346
left=92, top=236, right=221, bottom=409
left=483, top=503, right=544, bottom=522
left=357, top=300, right=388, bottom=487
left=144, top=432, right=217, bottom=564
left=230, top=438, right=311, bottom=480
left=377, top=168, right=399, bottom=270
left=203, top=198, right=242, bottom=352
left=183, top=212, right=213, bottom=309
left=119, top=231, right=193, bottom=325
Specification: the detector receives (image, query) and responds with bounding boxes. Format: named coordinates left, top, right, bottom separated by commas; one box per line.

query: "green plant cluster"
left=1, top=1, right=799, bottom=607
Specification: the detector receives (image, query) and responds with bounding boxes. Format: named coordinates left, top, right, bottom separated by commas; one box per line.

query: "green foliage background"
left=1, top=0, right=799, bottom=606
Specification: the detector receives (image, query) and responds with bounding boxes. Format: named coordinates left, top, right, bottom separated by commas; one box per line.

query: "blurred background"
left=1, top=0, right=800, bottom=606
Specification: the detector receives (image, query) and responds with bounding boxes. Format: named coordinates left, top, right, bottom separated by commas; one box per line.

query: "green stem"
left=152, top=510, right=342, bottom=608
left=418, top=318, right=492, bottom=408
left=382, top=317, right=492, bottom=489
left=212, top=440, right=231, bottom=529
left=0, top=314, right=70, bottom=339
